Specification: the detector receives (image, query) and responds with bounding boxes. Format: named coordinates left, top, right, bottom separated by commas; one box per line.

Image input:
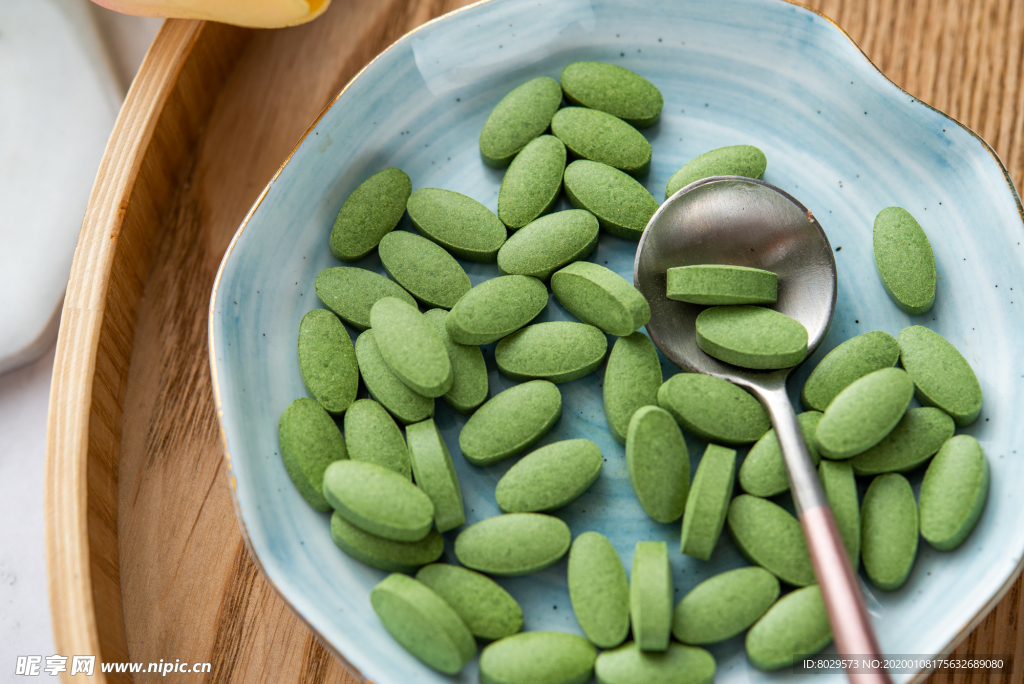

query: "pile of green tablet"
left=276, top=59, right=989, bottom=684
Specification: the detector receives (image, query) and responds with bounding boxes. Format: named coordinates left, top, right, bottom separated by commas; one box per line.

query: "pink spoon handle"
left=758, top=384, right=892, bottom=683
left=802, top=505, right=891, bottom=682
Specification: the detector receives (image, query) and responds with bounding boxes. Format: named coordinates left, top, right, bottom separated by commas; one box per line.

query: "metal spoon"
left=634, top=176, right=890, bottom=683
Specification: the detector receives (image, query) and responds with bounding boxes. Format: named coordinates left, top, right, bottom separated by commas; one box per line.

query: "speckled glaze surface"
left=208, top=0, right=1024, bottom=682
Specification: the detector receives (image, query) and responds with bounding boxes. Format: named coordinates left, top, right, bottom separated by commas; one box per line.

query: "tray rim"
left=207, top=0, right=1024, bottom=681
left=43, top=18, right=203, bottom=682
left=42, top=17, right=250, bottom=684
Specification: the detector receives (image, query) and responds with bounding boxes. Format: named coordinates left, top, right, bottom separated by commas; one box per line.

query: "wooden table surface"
left=106, top=1, right=1024, bottom=682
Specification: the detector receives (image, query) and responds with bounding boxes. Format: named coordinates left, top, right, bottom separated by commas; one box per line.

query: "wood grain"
left=45, top=1, right=1024, bottom=683
left=45, top=18, right=249, bottom=684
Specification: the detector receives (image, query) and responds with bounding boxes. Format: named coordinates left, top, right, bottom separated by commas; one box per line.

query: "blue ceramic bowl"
left=209, top=0, right=1024, bottom=681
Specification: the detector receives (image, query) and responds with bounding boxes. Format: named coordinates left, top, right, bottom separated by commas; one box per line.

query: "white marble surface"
left=0, top=3, right=159, bottom=673
left=0, top=347, right=58, bottom=666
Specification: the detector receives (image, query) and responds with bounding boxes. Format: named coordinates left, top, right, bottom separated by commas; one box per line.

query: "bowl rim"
left=207, top=1, right=1024, bottom=681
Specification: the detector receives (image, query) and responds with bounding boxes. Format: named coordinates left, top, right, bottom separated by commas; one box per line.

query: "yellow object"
left=90, top=0, right=330, bottom=28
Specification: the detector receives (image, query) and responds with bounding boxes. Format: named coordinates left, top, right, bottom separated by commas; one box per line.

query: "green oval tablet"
left=297, top=309, right=358, bottom=415
left=665, top=145, right=767, bottom=199
left=818, top=460, right=860, bottom=570
left=370, top=297, right=452, bottom=398
left=370, top=573, right=475, bottom=674
left=603, top=332, right=662, bottom=444
left=727, top=494, right=814, bottom=586
left=480, top=631, right=597, bottom=684
left=407, top=419, right=465, bottom=532
left=745, top=585, right=831, bottom=670
left=479, top=77, right=564, bottom=167
left=631, top=541, right=672, bottom=652
left=563, top=160, right=659, bottom=241
left=330, top=512, right=443, bottom=572
left=552, top=107, right=652, bottom=176
left=658, top=373, right=770, bottom=445
left=800, top=330, right=899, bottom=411
left=496, top=439, right=602, bottom=513
left=416, top=563, right=523, bottom=640
left=626, top=406, right=690, bottom=524
left=666, top=264, right=777, bottom=306
left=495, top=321, right=608, bottom=383
left=919, top=435, right=989, bottom=551
left=498, top=134, right=567, bottom=230
left=343, top=399, right=410, bottom=479
left=459, top=380, right=562, bottom=466
left=454, top=513, right=571, bottom=576
left=322, top=460, right=434, bottom=541
left=897, top=325, right=983, bottom=426
left=850, top=407, right=955, bottom=475
left=354, top=330, right=434, bottom=425
left=446, top=275, right=549, bottom=345
left=815, top=367, right=914, bottom=459
left=407, top=188, right=507, bottom=262
left=672, top=566, right=780, bottom=645
left=681, top=444, right=736, bottom=560
left=560, top=61, right=663, bottom=128
left=278, top=397, right=348, bottom=511
left=378, top=231, right=471, bottom=309
left=329, top=168, right=411, bottom=262
left=861, top=473, right=918, bottom=590
left=568, top=531, right=630, bottom=649
left=873, top=207, right=936, bottom=314
left=315, top=267, right=416, bottom=331
left=739, top=411, right=822, bottom=497
left=551, top=261, right=651, bottom=336
left=695, top=305, right=808, bottom=369
left=497, top=210, right=599, bottom=280
left=595, top=642, right=716, bottom=684
left=423, top=308, right=488, bottom=413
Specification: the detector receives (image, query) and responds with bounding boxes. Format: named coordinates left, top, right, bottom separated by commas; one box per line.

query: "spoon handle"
left=759, top=386, right=892, bottom=684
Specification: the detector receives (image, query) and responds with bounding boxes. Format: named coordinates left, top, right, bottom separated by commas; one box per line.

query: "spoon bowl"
left=634, top=176, right=836, bottom=386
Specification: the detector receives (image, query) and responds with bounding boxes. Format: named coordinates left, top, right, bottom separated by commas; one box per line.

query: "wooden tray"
left=45, top=1, right=1024, bottom=682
